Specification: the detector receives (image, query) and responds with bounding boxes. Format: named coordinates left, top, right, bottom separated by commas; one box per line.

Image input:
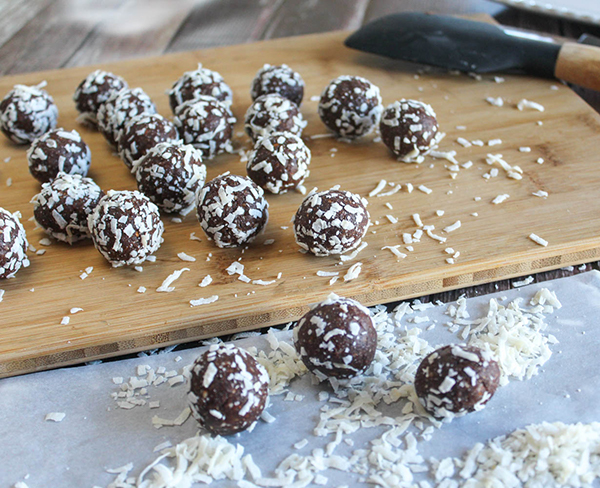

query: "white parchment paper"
left=2, top=271, right=600, bottom=487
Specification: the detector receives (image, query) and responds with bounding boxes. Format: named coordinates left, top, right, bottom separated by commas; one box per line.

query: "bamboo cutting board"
left=2, top=30, right=600, bottom=378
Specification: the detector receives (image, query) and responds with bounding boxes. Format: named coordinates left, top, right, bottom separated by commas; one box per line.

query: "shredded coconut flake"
left=529, top=233, right=548, bottom=247
left=177, top=252, right=196, bottom=262
left=45, top=412, right=66, bottom=422
left=157, top=268, right=190, bottom=293
left=190, top=295, right=219, bottom=307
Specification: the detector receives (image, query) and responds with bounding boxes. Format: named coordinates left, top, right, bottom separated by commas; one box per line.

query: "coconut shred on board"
left=97, top=286, right=575, bottom=488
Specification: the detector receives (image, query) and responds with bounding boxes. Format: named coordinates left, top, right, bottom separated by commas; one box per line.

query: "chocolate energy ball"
left=31, top=173, right=104, bottom=244
left=414, top=344, right=500, bottom=419
left=197, top=173, right=268, bottom=248
left=97, top=87, right=157, bottom=148
left=169, top=64, right=233, bottom=113
left=250, top=64, right=304, bottom=106
left=380, top=99, right=442, bottom=163
left=293, top=187, right=370, bottom=256
left=188, top=343, right=269, bottom=436
left=293, top=294, right=377, bottom=379
left=0, top=207, right=29, bottom=279
left=246, top=131, right=311, bottom=194
left=318, top=75, right=382, bottom=140
left=134, top=142, right=206, bottom=216
left=73, top=70, right=128, bottom=128
left=0, top=82, right=58, bottom=145
left=118, top=113, right=180, bottom=170
left=88, top=190, right=164, bottom=267
left=244, top=94, right=306, bottom=142
left=173, top=95, right=235, bottom=159
left=26, top=128, right=92, bottom=183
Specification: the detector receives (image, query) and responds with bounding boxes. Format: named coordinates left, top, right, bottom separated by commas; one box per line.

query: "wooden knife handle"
left=555, top=42, right=600, bottom=91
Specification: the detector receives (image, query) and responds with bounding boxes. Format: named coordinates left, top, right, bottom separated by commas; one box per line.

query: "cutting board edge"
left=2, top=242, right=597, bottom=379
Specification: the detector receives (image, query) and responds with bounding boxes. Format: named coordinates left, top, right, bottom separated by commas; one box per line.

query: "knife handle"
left=555, top=42, right=600, bottom=92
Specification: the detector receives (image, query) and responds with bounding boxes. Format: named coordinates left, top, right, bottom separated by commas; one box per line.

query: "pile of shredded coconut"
left=97, top=287, right=584, bottom=488
left=434, top=421, right=600, bottom=487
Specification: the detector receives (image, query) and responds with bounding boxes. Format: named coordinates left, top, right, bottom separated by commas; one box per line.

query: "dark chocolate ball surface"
left=73, top=70, right=128, bottom=128
left=118, top=113, right=180, bottom=170
left=173, top=95, right=235, bottom=159
left=88, top=190, right=164, bottom=267
left=0, top=207, right=29, bottom=279
left=379, top=99, right=441, bottom=163
left=169, top=64, right=232, bottom=113
left=0, top=83, right=58, bottom=145
left=27, top=128, right=91, bottom=183
left=293, top=294, right=377, bottom=379
left=250, top=64, right=304, bottom=106
left=188, top=343, right=269, bottom=436
left=318, top=75, right=382, bottom=139
left=246, top=131, right=310, bottom=194
left=244, top=94, right=306, bottom=142
left=134, top=142, right=206, bottom=216
left=293, top=188, right=370, bottom=256
left=97, top=87, right=156, bottom=148
left=414, top=344, right=500, bottom=419
left=32, top=173, right=104, bottom=244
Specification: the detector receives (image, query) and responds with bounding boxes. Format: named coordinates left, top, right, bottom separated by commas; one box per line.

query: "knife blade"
left=344, top=13, right=600, bottom=92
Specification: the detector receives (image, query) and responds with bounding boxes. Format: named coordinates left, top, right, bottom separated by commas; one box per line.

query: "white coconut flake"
left=532, top=190, right=548, bottom=198
left=519, top=146, right=531, bottom=152
left=157, top=268, right=190, bottom=293
left=317, top=270, right=339, bottom=277
left=368, top=179, right=387, bottom=197
left=485, top=96, right=504, bottom=107
left=0, top=289, right=4, bottom=303
left=137, top=286, right=146, bottom=293
left=151, top=407, right=191, bottom=429
left=60, top=316, right=70, bottom=325
left=45, top=412, right=66, bottom=422
left=382, top=245, right=407, bottom=260
left=69, top=307, right=83, bottom=314
left=492, top=194, right=510, bottom=204
left=456, top=137, right=471, bottom=148
left=418, top=184, right=432, bottom=195
left=443, top=221, right=461, bottom=233
left=529, top=233, right=548, bottom=247
left=199, top=275, right=213, bottom=287
left=339, top=241, right=368, bottom=262
left=190, top=295, right=219, bottom=307
left=517, top=99, right=545, bottom=112
left=343, top=262, right=363, bottom=282
left=177, top=252, right=196, bottom=262
left=252, top=279, right=276, bottom=286
left=512, top=276, right=534, bottom=287
left=412, top=213, right=423, bottom=227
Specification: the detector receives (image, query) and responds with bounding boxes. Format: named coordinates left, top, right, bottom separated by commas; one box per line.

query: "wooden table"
left=2, top=0, right=600, bottom=339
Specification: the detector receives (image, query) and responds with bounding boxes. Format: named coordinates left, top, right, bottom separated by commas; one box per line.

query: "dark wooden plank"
left=261, top=0, right=370, bottom=39
left=364, top=0, right=507, bottom=24
left=166, top=0, right=283, bottom=52
left=0, top=0, right=125, bottom=75
left=0, top=0, right=57, bottom=50
left=64, top=0, right=197, bottom=68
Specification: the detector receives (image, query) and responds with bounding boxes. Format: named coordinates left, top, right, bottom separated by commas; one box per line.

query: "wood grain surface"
left=1, top=29, right=600, bottom=377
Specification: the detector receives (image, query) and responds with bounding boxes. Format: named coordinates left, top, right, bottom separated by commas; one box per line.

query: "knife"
left=344, top=13, right=600, bottom=91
